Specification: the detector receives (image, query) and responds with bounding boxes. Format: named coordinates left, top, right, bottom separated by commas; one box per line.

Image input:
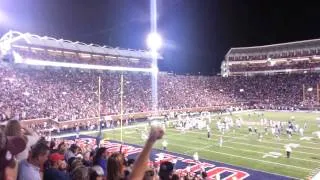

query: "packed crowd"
left=227, top=46, right=320, bottom=62
left=1, top=119, right=210, bottom=180
left=0, top=63, right=237, bottom=122
left=1, top=61, right=320, bottom=122
left=224, top=39, right=320, bottom=74
left=229, top=60, right=320, bottom=72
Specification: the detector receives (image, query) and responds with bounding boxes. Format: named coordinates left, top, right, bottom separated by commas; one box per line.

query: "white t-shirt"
left=17, top=134, right=40, bottom=161
left=285, top=146, right=292, bottom=152
left=162, top=140, right=168, bottom=147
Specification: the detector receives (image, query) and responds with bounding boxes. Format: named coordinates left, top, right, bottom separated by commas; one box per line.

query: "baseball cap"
left=49, top=153, right=64, bottom=162
left=0, top=131, right=27, bottom=169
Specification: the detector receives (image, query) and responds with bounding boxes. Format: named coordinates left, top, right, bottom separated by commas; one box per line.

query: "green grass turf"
left=88, top=111, right=320, bottom=179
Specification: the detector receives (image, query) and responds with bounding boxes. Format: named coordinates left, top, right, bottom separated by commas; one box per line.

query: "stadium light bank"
left=13, top=52, right=158, bottom=73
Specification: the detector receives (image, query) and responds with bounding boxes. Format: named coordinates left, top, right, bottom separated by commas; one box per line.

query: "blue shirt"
left=44, top=168, right=71, bottom=180
left=97, top=159, right=107, bottom=176
left=18, top=159, right=41, bottom=180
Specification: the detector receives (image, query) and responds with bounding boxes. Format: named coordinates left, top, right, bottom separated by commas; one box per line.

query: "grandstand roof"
left=0, top=30, right=162, bottom=59
left=227, top=38, right=320, bottom=55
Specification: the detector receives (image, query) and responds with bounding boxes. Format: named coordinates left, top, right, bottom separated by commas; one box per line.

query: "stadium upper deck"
left=222, top=38, right=320, bottom=76
left=0, top=31, right=162, bottom=69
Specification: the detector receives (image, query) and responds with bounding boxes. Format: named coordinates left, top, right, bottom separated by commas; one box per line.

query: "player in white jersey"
left=235, top=119, right=239, bottom=128
left=260, top=119, right=264, bottom=126
left=287, top=128, right=293, bottom=139
left=229, top=119, right=234, bottom=128
left=181, top=126, right=186, bottom=134
left=264, top=126, right=268, bottom=135
left=162, top=139, right=168, bottom=151
left=316, top=131, right=320, bottom=139
left=225, top=123, right=230, bottom=132
left=258, top=133, right=263, bottom=142
left=271, top=127, right=275, bottom=135
left=193, top=152, right=199, bottom=162
left=217, top=121, right=221, bottom=132
left=286, top=145, right=292, bottom=158
left=299, top=128, right=304, bottom=136
left=295, top=124, right=299, bottom=132
left=141, top=131, right=148, bottom=141
left=219, top=136, right=223, bottom=147
left=76, top=125, right=80, bottom=138
left=207, top=125, right=211, bottom=139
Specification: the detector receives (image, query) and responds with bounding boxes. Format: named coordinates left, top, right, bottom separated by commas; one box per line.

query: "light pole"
left=147, top=0, right=162, bottom=115
left=146, top=32, right=162, bottom=114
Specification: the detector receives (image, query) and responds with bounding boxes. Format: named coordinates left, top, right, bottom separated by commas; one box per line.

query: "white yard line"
left=166, top=129, right=320, bottom=151
left=232, top=131, right=320, bottom=145
left=312, top=170, right=320, bottom=180
left=119, top=134, right=298, bottom=179
left=225, top=141, right=320, bottom=157
left=53, top=123, right=149, bottom=138
left=166, top=129, right=320, bottom=157
left=184, top=144, right=213, bottom=154
left=122, top=134, right=312, bottom=172
left=220, top=145, right=320, bottom=164
left=166, top=132, right=320, bottom=164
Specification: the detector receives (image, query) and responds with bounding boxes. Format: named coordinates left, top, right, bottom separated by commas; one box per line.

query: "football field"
left=101, top=111, right=320, bottom=179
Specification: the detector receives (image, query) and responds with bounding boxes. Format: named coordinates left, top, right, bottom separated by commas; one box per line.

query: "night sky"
left=1, top=0, right=320, bottom=75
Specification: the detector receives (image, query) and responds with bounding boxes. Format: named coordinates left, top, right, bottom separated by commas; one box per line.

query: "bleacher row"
left=2, top=61, right=320, bottom=123
left=223, top=38, right=320, bottom=75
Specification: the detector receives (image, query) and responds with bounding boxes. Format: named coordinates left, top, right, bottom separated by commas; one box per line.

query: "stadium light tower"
left=148, top=0, right=161, bottom=114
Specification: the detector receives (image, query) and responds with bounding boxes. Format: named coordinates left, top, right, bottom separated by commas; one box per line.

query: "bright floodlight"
left=146, top=32, right=162, bottom=51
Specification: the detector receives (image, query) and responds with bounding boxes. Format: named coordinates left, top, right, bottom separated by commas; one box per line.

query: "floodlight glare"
left=15, top=58, right=155, bottom=73
left=151, top=66, right=159, bottom=74
left=146, top=32, right=162, bottom=51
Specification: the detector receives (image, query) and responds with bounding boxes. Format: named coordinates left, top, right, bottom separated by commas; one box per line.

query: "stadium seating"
left=0, top=63, right=237, bottom=122
left=13, top=47, right=152, bottom=68
left=223, top=39, right=320, bottom=75
left=1, top=60, right=320, bottom=123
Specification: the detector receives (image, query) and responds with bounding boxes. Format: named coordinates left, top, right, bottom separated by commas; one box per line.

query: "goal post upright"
left=120, top=73, right=124, bottom=143
left=303, top=84, right=305, bottom=102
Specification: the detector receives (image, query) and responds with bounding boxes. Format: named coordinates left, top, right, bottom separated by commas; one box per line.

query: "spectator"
left=69, top=158, right=83, bottom=173
left=107, top=152, right=126, bottom=180
left=82, top=151, right=93, bottom=167
left=64, top=144, right=79, bottom=162
left=0, top=130, right=26, bottom=180
left=143, top=168, right=156, bottom=180
left=70, top=165, right=89, bottom=180
left=43, top=153, right=70, bottom=180
left=57, top=142, right=67, bottom=154
left=5, top=120, right=40, bottom=161
left=89, top=165, right=105, bottom=180
left=18, top=140, right=50, bottom=180
left=49, top=141, right=56, bottom=153
left=158, top=161, right=174, bottom=180
left=93, top=147, right=108, bottom=176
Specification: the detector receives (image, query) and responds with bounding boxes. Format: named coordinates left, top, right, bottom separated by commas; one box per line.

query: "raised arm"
left=128, top=126, right=164, bottom=180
